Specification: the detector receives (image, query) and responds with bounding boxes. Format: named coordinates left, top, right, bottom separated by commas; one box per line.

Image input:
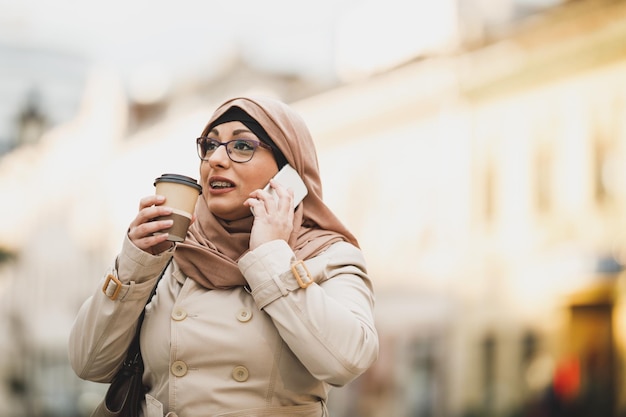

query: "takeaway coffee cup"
left=153, top=173, right=202, bottom=242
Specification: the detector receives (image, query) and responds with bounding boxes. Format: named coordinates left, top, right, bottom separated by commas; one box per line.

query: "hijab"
left=173, top=95, right=359, bottom=290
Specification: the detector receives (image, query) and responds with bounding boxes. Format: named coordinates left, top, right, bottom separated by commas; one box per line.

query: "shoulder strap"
left=125, top=258, right=173, bottom=364
left=137, top=257, right=173, bottom=330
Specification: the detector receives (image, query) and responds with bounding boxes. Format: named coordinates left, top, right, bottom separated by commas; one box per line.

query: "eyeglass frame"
left=196, top=136, right=273, bottom=163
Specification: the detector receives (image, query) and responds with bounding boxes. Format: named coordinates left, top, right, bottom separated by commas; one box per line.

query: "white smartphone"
left=251, top=164, right=307, bottom=215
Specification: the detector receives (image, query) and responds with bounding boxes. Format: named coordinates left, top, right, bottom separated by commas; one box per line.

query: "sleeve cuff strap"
left=239, top=241, right=314, bottom=309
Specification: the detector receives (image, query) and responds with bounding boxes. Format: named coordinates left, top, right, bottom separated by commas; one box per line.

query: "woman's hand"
left=128, top=195, right=175, bottom=255
left=246, top=180, right=294, bottom=251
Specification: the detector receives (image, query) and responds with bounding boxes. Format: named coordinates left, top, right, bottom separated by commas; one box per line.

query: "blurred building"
left=1, top=0, right=626, bottom=416
left=309, top=0, right=626, bottom=416
left=0, top=43, right=88, bottom=154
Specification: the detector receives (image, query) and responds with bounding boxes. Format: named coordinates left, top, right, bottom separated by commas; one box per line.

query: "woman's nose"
left=208, top=144, right=231, bottom=167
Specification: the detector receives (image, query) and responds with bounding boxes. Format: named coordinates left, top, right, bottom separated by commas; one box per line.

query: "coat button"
left=232, top=365, right=249, bottom=382
left=171, top=360, right=188, bottom=377
left=236, top=308, right=252, bottom=322
left=172, top=307, right=187, bottom=321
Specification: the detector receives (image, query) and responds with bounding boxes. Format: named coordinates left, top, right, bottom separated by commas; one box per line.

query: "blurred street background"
left=2, top=0, right=626, bottom=416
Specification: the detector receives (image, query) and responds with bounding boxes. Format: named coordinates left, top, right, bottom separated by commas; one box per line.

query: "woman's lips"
left=208, top=176, right=235, bottom=194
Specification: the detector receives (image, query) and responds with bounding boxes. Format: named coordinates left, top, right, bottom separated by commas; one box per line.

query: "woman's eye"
left=205, top=139, right=219, bottom=150
left=232, top=140, right=255, bottom=152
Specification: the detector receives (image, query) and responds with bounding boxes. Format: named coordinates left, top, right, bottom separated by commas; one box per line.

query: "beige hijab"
left=174, top=96, right=358, bottom=290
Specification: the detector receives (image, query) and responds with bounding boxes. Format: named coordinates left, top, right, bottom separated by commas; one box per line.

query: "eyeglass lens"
left=197, top=138, right=259, bottom=162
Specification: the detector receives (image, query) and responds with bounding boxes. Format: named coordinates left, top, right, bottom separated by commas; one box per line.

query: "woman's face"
left=200, top=121, right=279, bottom=221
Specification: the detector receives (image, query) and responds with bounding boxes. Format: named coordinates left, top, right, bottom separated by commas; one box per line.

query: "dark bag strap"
left=123, top=258, right=173, bottom=368
left=96, top=257, right=174, bottom=416
left=139, top=257, right=173, bottom=328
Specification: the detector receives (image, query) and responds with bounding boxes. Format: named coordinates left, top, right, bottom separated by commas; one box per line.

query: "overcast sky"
left=0, top=0, right=458, bottom=83
left=0, top=0, right=357, bottom=79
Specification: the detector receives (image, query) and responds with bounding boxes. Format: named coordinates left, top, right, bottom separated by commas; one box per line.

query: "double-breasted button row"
left=171, top=361, right=249, bottom=382
left=171, top=307, right=251, bottom=323
left=171, top=360, right=188, bottom=377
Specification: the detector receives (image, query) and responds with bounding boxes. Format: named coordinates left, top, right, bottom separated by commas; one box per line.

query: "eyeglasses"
left=196, top=137, right=272, bottom=163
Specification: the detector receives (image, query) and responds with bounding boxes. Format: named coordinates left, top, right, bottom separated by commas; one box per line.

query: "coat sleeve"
left=68, top=236, right=174, bottom=382
left=239, top=240, right=379, bottom=387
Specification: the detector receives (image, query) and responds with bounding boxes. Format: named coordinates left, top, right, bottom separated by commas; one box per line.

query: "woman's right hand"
left=127, top=195, right=174, bottom=255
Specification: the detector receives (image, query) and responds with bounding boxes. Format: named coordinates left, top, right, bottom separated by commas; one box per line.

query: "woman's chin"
left=208, top=203, right=249, bottom=221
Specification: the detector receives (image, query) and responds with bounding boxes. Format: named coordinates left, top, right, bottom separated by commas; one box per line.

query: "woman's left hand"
left=246, top=179, right=294, bottom=251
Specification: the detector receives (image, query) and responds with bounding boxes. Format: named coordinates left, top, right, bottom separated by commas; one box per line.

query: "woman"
left=69, top=95, right=379, bottom=416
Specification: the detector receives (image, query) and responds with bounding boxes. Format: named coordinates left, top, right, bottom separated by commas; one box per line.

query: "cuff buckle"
left=102, top=273, right=122, bottom=300
left=291, top=260, right=313, bottom=289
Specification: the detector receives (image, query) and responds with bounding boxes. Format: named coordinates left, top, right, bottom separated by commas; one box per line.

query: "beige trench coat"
left=69, top=237, right=378, bottom=417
